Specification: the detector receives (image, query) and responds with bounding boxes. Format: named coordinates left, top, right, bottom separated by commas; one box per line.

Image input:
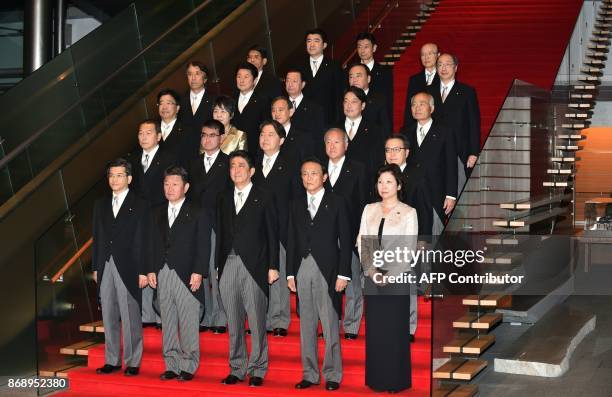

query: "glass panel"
left=0, top=50, right=80, bottom=155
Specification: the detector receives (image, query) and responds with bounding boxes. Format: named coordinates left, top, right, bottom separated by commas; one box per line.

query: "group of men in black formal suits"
left=91, top=29, right=481, bottom=391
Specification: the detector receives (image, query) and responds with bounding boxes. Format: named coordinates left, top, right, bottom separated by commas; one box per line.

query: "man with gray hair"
left=323, top=127, right=368, bottom=340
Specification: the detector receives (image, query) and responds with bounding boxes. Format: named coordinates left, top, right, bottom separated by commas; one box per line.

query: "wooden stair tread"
left=433, top=384, right=478, bottom=397
left=79, top=320, right=104, bottom=333
left=39, top=363, right=82, bottom=378
left=499, top=192, right=570, bottom=210
left=463, top=294, right=510, bottom=307
left=434, top=358, right=487, bottom=380
left=443, top=333, right=475, bottom=353
left=462, top=334, right=495, bottom=354
left=60, top=340, right=99, bottom=356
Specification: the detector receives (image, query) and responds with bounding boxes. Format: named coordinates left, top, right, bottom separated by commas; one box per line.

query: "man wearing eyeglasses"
left=188, top=119, right=231, bottom=334
left=427, top=53, right=480, bottom=191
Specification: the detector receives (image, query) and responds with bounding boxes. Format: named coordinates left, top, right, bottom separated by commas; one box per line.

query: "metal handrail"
left=0, top=0, right=219, bottom=171
left=341, top=0, right=400, bottom=69
left=51, top=237, right=93, bottom=283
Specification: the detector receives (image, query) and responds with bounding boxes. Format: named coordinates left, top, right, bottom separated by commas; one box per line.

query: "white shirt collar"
left=283, top=122, right=291, bottom=136
left=307, top=187, right=325, bottom=209
left=255, top=70, right=263, bottom=87
left=168, top=197, right=186, bottom=216
left=328, top=155, right=346, bottom=168
left=160, top=118, right=177, bottom=140
left=234, top=182, right=253, bottom=198
left=309, top=55, right=324, bottom=63
left=399, top=162, right=407, bottom=172
left=364, top=88, right=370, bottom=96
left=363, top=59, right=375, bottom=71
left=263, top=150, right=281, bottom=168
left=143, top=144, right=160, bottom=159
left=290, top=93, right=304, bottom=109
left=204, top=148, right=221, bottom=163
left=112, top=188, right=129, bottom=205
left=417, top=118, right=433, bottom=134
left=345, top=116, right=363, bottom=137
left=441, top=79, right=455, bottom=92
left=191, top=88, right=205, bottom=100
left=240, top=89, right=255, bottom=101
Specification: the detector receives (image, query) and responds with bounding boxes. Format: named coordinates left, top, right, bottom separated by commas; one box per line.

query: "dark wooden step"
left=463, top=294, right=511, bottom=308
left=60, top=340, right=100, bottom=356
left=79, top=320, right=104, bottom=333
left=500, top=192, right=571, bottom=210
left=433, top=358, right=487, bottom=380
left=433, top=384, right=478, bottom=397
left=453, top=312, right=503, bottom=330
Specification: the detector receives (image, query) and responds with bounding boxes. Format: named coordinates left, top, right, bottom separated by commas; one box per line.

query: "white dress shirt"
left=262, top=150, right=280, bottom=177
left=363, top=59, right=375, bottom=71
left=160, top=118, right=177, bottom=141
left=255, top=70, right=263, bottom=87
left=238, top=90, right=254, bottom=113
left=234, top=182, right=253, bottom=213
left=283, top=122, right=292, bottom=138
left=190, top=89, right=205, bottom=114
left=310, top=55, right=323, bottom=76
left=345, top=116, right=363, bottom=140
left=112, top=188, right=129, bottom=218
left=424, top=69, right=437, bottom=85
left=168, top=197, right=186, bottom=227
left=328, top=155, right=346, bottom=187
left=289, top=93, right=304, bottom=110
left=440, top=79, right=455, bottom=101
left=416, top=118, right=433, bottom=147
left=204, top=148, right=220, bottom=173
left=142, top=144, right=160, bottom=172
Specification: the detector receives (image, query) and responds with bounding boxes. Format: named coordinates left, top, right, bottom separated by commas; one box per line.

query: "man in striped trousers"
left=147, top=166, right=211, bottom=381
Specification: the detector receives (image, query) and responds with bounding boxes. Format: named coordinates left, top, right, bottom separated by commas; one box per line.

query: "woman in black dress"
left=357, top=164, right=418, bottom=393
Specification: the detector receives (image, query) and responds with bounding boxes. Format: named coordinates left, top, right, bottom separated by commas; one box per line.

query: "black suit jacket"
left=160, top=120, right=200, bottom=167
left=281, top=125, right=314, bottom=165
left=232, top=91, right=270, bottom=156
left=324, top=158, right=367, bottom=247
left=369, top=62, right=394, bottom=124
left=253, top=152, right=302, bottom=247
left=427, top=80, right=481, bottom=164
left=403, top=70, right=440, bottom=127
left=301, top=56, right=345, bottom=124
left=291, top=97, right=326, bottom=158
left=255, top=70, right=282, bottom=103
left=128, top=146, right=174, bottom=206
left=151, top=200, right=211, bottom=303
left=342, top=117, right=385, bottom=190
left=216, top=185, right=279, bottom=296
left=178, top=89, right=216, bottom=137
left=402, top=120, right=458, bottom=235
left=364, top=91, right=392, bottom=138
left=188, top=151, right=231, bottom=231
left=286, top=190, right=352, bottom=316
left=92, top=190, right=150, bottom=305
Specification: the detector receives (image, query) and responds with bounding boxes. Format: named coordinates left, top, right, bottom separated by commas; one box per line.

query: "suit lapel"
left=195, top=91, right=211, bottom=117
left=112, top=191, right=135, bottom=234
left=311, top=192, right=329, bottom=223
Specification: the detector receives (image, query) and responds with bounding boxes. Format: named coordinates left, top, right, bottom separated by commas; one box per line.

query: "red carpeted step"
left=60, top=297, right=432, bottom=396
left=393, top=0, right=583, bottom=136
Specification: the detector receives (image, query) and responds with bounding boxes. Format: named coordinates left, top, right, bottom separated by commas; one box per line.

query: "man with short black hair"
left=216, top=150, right=279, bottom=387
left=189, top=119, right=231, bottom=334
left=270, top=96, right=313, bottom=164
left=232, top=62, right=270, bottom=154
left=147, top=166, right=211, bottom=382
left=348, top=62, right=391, bottom=137
left=246, top=45, right=282, bottom=103
left=355, top=32, right=393, bottom=120
left=157, top=88, right=199, bottom=166
left=93, top=158, right=149, bottom=377
left=301, top=28, right=345, bottom=123
left=179, top=61, right=216, bottom=138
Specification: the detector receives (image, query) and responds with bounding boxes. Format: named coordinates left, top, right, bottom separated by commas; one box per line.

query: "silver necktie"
left=168, top=207, right=177, bottom=227
left=112, top=196, right=119, bottom=217
left=308, top=196, right=317, bottom=219
left=235, top=191, right=244, bottom=213
left=142, top=153, right=149, bottom=173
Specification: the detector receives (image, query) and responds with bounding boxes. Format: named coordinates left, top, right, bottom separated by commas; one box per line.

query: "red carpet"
left=62, top=296, right=431, bottom=396
left=393, top=0, right=583, bottom=136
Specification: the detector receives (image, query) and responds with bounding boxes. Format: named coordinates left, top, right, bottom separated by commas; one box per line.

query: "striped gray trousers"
left=158, top=264, right=200, bottom=375
left=100, top=256, right=143, bottom=368
left=297, top=255, right=342, bottom=384
left=219, top=254, right=269, bottom=379
left=201, top=230, right=227, bottom=327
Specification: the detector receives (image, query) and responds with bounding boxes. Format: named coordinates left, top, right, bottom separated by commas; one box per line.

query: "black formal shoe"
left=344, top=333, right=358, bottom=340
left=273, top=328, right=287, bottom=337
left=213, top=326, right=227, bottom=334
left=249, top=376, right=263, bottom=387
left=245, top=329, right=252, bottom=335
left=96, top=364, right=121, bottom=374
left=199, top=325, right=210, bottom=332
left=124, top=367, right=139, bottom=376
left=221, top=374, right=242, bottom=384
left=295, top=380, right=317, bottom=389
left=155, top=323, right=162, bottom=330
left=325, top=381, right=340, bottom=391
left=409, top=334, right=415, bottom=343
left=142, top=322, right=156, bottom=328
left=159, top=371, right=179, bottom=380
left=178, top=371, right=194, bottom=381
left=318, top=332, right=324, bottom=338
